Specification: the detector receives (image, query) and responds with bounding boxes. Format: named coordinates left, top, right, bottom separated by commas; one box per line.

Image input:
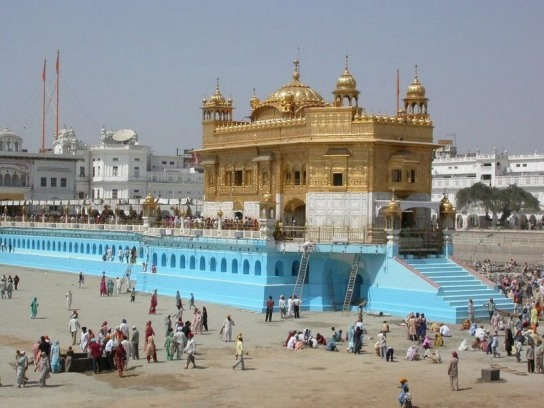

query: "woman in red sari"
left=114, top=342, right=126, bottom=377
left=149, top=289, right=158, bottom=314
left=100, top=276, right=107, bottom=296
left=144, top=321, right=155, bottom=350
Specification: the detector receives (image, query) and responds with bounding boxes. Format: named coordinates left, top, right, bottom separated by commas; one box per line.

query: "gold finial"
left=345, top=55, right=349, bottom=71
left=292, top=59, right=300, bottom=80
left=216, top=77, right=220, bottom=91
left=252, top=87, right=256, bottom=97
left=414, top=64, right=419, bottom=80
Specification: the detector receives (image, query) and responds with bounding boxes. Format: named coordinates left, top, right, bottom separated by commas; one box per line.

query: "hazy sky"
left=1, top=1, right=542, bottom=154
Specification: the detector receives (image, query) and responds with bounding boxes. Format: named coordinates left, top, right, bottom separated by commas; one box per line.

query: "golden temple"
left=198, top=59, right=436, bottom=229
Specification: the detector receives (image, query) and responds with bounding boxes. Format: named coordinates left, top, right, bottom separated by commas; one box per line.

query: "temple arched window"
left=391, top=169, right=402, bottom=183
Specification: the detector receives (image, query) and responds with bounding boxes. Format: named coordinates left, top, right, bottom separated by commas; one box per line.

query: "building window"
left=391, top=169, right=402, bottom=182
left=162, top=161, right=167, bottom=165
left=134, top=166, right=140, bottom=178
left=78, top=192, right=85, bottom=199
left=112, top=166, right=118, bottom=176
left=169, top=161, right=174, bottom=165
left=79, top=166, right=85, bottom=177
left=303, top=170, right=307, bottom=184
left=41, top=177, right=47, bottom=187
left=207, top=173, right=214, bottom=186
left=113, top=157, right=119, bottom=162
left=61, top=177, right=67, bottom=187
left=234, top=170, right=243, bottom=186
left=134, top=158, right=140, bottom=162
left=50, top=177, right=57, bottom=187
left=112, top=189, right=118, bottom=199
left=332, top=173, right=343, bottom=186
left=92, top=167, right=96, bottom=177
left=523, top=164, right=527, bottom=167
left=294, top=171, right=301, bottom=185
left=261, top=171, right=268, bottom=185
left=407, top=169, right=416, bottom=184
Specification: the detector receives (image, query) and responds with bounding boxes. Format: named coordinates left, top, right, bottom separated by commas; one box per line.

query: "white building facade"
left=0, top=128, right=78, bottom=201
left=432, top=140, right=544, bottom=228
left=53, top=127, right=203, bottom=201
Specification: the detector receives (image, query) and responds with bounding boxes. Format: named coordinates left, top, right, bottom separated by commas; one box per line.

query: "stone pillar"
left=259, top=218, right=276, bottom=240
left=386, top=229, right=400, bottom=258
left=443, top=229, right=453, bottom=257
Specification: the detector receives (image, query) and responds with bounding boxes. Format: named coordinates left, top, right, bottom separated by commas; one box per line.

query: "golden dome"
left=405, top=66, right=426, bottom=99
left=440, top=195, right=455, bottom=215
left=202, top=78, right=232, bottom=108
left=406, top=77, right=425, bottom=98
left=261, top=60, right=325, bottom=110
left=336, top=68, right=357, bottom=90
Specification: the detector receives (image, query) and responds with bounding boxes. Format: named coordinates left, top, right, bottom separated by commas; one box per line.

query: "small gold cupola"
left=403, top=65, right=428, bottom=117
left=333, top=55, right=360, bottom=107
left=201, top=78, right=233, bottom=122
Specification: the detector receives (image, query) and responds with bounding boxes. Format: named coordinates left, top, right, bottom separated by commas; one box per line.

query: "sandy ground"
left=0, top=264, right=542, bottom=408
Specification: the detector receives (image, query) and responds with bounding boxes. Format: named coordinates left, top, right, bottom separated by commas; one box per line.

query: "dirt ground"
left=0, top=264, right=542, bottom=408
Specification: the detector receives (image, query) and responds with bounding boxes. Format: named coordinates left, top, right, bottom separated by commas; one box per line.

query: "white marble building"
left=0, top=128, right=78, bottom=200
left=53, top=127, right=203, bottom=201
left=432, top=140, right=544, bottom=228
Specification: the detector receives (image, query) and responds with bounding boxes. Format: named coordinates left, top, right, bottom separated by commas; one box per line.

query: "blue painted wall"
left=0, top=228, right=461, bottom=321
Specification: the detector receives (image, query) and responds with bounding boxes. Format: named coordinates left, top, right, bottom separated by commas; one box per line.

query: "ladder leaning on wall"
left=342, top=253, right=361, bottom=312
left=292, top=242, right=314, bottom=301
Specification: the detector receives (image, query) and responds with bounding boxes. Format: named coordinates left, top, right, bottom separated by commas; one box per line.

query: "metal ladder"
left=342, top=253, right=361, bottom=312
left=292, top=243, right=314, bottom=301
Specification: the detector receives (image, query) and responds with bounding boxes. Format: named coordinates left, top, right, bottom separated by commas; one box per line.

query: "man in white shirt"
left=80, top=327, right=89, bottom=353
left=105, top=336, right=114, bottom=369
left=119, top=318, right=129, bottom=339
left=184, top=333, right=196, bottom=369
left=173, top=327, right=186, bottom=360
left=68, top=315, right=80, bottom=346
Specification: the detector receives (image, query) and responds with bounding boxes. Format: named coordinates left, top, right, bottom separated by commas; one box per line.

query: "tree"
left=456, top=183, right=540, bottom=228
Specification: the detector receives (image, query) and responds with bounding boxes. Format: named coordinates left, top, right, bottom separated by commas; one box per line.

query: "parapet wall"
left=452, top=230, right=544, bottom=264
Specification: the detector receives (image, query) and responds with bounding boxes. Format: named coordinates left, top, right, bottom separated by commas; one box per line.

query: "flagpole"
left=42, top=58, right=46, bottom=153
left=56, top=49, right=60, bottom=140
left=396, top=69, right=400, bottom=115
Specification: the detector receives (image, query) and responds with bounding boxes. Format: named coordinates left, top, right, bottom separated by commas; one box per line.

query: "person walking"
left=173, top=327, right=186, bottom=360
left=467, top=299, right=474, bottom=322
left=38, top=351, right=50, bottom=387
left=164, top=329, right=174, bottom=361
left=279, top=295, right=287, bottom=319
left=130, top=287, right=136, bottom=302
left=232, top=333, right=245, bottom=370
left=448, top=352, right=459, bottom=391
left=184, top=332, right=196, bottom=369
left=88, top=338, right=102, bottom=374
left=30, top=297, right=39, bottom=319
left=265, top=296, right=274, bottom=322
left=483, top=298, right=496, bottom=321
left=176, top=290, right=183, bottom=310
left=130, top=326, right=140, bottom=360
left=189, top=293, right=195, bottom=310
left=13, top=275, right=20, bottom=290
left=78, top=272, right=84, bottom=288
left=65, top=290, right=72, bottom=310
left=527, top=344, right=536, bottom=373
left=15, top=350, right=27, bottom=388
left=220, top=315, right=235, bottom=342
left=202, top=306, right=208, bottom=332
left=293, top=295, right=301, bottom=318
left=68, top=314, right=80, bottom=346
left=149, top=289, right=158, bottom=314
left=145, top=335, right=158, bottom=363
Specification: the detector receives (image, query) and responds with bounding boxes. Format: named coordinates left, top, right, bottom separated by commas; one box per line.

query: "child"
left=491, top=331, right=500, bottom=357
left=130, top=287, right=136, bottom=303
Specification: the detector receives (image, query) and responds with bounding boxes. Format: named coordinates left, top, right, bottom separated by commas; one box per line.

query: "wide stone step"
left=432, top=278, right=479, bottom=285
left=442, top=290, right=498, bottom=300
left=440, top=288, right=496, bottom=297
left=423, top=273, right=474, bottom=279
left=448, top=298, right=514, bottom=307
left=410, top=265, right=462, bottom=270
left=439, top=284, right=490, bottom=291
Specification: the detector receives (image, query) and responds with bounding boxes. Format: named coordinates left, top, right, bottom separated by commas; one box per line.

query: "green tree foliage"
left=456, top=183, right=540, bottom=227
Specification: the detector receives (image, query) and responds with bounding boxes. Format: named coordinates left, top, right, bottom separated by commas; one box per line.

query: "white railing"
left=0, top=220, right=266, bottom=240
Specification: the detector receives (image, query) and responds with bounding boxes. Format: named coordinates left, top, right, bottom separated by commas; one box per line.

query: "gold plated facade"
left=198, top=61, right=436, bottom=226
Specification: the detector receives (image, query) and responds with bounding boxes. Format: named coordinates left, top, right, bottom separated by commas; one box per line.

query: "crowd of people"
left=1, top=274, right=20, bottom=298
